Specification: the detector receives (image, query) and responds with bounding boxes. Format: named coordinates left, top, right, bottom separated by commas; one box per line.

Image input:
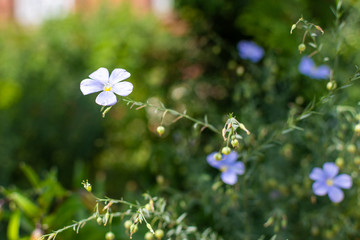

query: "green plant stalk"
left=122, top=97, right=221, bottom=134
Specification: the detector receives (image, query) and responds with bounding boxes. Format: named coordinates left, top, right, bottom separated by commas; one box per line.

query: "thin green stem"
left=122, top=97, right=221, bottom=134
left=96, top=197, right=142, bottom=209
left=40, top=214, right=96, bottom=239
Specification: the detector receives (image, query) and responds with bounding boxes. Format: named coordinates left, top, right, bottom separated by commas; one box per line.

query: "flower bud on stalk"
left=124, top=220, right=132, bottom=229
left=145, top=232, right=154, bottom=240
left=214, top=153, right=222, bottom=161
left=157, top=126, right=165, bottom=136
left=154, top=229, right=164, bottom=239
left=105, top=231, right=115, bottom=240
left=355, top=123, right=360, bottom=136
left=298, top=43, right=306, bottom=53
left=221, top=146, right=231, bottom=155
left=231, top=139, right=239, bottom=148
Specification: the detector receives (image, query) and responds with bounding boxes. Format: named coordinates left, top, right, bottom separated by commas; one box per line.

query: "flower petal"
left=328, top=186, right=344, bottom=203
left=89, top=67, right=109, bottom=83
left=95, top=91, right=117, bottom=106
left=80, top=79, right=104, bottom=95
left=109, top=68, right=131, bottom=84
left=309, top=167, right=325, bottom=181
left=221, top=171, right=238, bottom=185
left=323, top=162, right=339, bottom=178
left=222, top=151, right=238, bottom=164
left=334, top=174, right=352, bottom=189
left=237, top=40, right=264, bottom=63
left=313, top=65, right=330, bottom=80
left=298, top=57, right=315, bottom=77
left=231, top=161, right=245, bottom=175
left=206, top=152, right=222, bottom=169
left=312, top=181, right=328, bottom=196
left=112, top=81, right=133, bottom=96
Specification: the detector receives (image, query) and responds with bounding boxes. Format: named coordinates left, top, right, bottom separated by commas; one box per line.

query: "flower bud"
left=298, top=43, right=306, bottom=53
left=157, top=126, right=165, bottom=136
left=214, top=153, right=222, bottom=161
left=105, top=231, right=115, bottom=240
left=146, top=223, right=154, bottom=233
left=96, top=217, right=103, bottom=225
left=154, top=229, right=164, bottom=239
left=264, top=216, right=274, bottom=227
left=124, top=220, right=132, bottom=229
left=145, top=203, right=152, bottom=211
left=354, top=157, right=360, bottom=165
left=231, top=139, right=239, bottom=148
left=81, top=180, right=92, bottom=192
left=355, top=123, right=360, bottom=135
left=103, top=211, right=110, bottom=226
left=290, top=24, right=296, bottom=34
left=347, top=144, right=356, bottom=154
left=326, top=81, right=336, bottom=90
left=335, top=157, right=344, bottom=168
left=221, top=146, right=231, bottom=155
left=145, top=232, right=154, bottom=240
left=130, top=224, right=138, bottom=234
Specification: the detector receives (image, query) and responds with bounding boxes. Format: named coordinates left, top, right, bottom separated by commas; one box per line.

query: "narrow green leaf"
left=7, top=209, right=21, bottom=240
left=20, top=163, right=41, bottom=189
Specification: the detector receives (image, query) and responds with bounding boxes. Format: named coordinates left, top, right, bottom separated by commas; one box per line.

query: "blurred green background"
left=1, top=0, right=360, bottom=239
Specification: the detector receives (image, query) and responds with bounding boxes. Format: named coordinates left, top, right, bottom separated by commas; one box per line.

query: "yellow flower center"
left=104, top=86, right=112, bottom=91
left=326, top=179, right=333, bottom=186
left=220, top=166, right=227, bottom=172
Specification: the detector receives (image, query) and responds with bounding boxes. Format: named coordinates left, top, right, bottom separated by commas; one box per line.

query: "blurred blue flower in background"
left=309, top=162, right=352, bottom=203
left=207, top=151, right=245, bottom=185
left=298, top=56, right=330, bottom=80
left=80, top=67, right=133, bottom=106
left=237, top=40, right=265, bottom=63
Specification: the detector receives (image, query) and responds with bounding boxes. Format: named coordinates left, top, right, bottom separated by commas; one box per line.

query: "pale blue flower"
left=237, top=40, right=264, bottom=63
left=309, top=162, right=352, bottom=203
left=298, top=56, right=330, bottom=80
left=80, top=67, right=133, bottom=106
left=207, top=151, right=245, bottom=185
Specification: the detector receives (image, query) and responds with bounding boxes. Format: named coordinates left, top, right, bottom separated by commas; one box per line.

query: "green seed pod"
left=105, top=231, right=115, bottom=240
left=124, top=220, right=132, bottom=229
left=231, top=139, right=239, bottom=148
left=335, top=157, right=344, bottom=168
left=96, top=217, right=102, bottom=225
left=298, top=43, right=306, bottom=53
left=154, top=229, right=164, bottom=239
left=347, top=144, right=356, bottom=154
left=157, top=126, right=165, bottom=136
left=103, top=211, right=110, bottom=226
left=355, top=157, right=360, bottom=165
left=145, top=232, right=154, bottom=240
left=326, top=81, right=337, bottom=90
left=214, top=153, right=222, bottom=161
left=145, top=203, right=152, bottom=211
left=130, top=224, right=138, bottom=234
left=221, top=146, right=231, bottom=155
left=355, top=124, right=360, bottom=135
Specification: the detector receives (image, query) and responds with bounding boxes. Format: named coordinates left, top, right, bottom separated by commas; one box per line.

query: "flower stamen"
left=104, top=86, right=112, bottom=91
left=326, top=179, right=333, bottom=186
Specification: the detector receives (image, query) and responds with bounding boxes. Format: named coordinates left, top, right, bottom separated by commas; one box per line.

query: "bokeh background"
left=1, top=0, right=360, bottom=239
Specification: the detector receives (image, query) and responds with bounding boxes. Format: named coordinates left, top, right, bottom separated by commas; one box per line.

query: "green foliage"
left=2, top=0, right=360, bottom=240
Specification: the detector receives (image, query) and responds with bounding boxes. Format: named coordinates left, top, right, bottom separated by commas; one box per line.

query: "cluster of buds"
left=219, top=115, right=250, bottom=156
left=81, top=179, right=92, bottom=192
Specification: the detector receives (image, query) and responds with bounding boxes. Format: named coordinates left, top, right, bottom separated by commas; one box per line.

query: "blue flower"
left=237, top=40, right=265, bottom=63
left=80, top=67, right=133, bottom=106
left=309, top=162, right=352, bottom=203
left=207, top=151, right=245, bottom=185
left=298, top=56, right=330, bottom=80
